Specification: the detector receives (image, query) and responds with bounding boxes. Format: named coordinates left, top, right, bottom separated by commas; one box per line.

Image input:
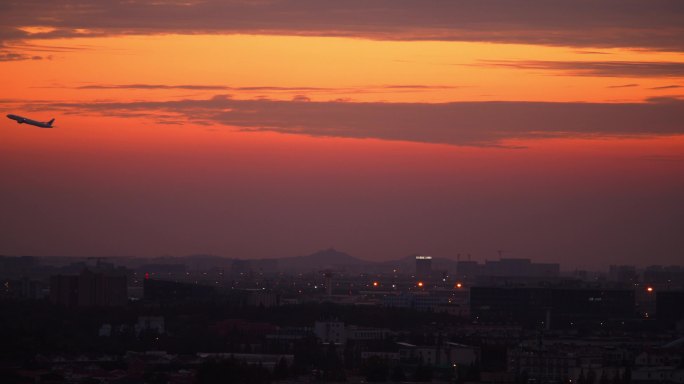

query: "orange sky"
left=2, top=35, right=684, bottom=103
left=1, top=4, right=683, bottom=267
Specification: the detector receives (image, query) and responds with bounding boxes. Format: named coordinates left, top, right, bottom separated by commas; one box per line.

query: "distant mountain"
left=277, top=248, right=370, bottom=272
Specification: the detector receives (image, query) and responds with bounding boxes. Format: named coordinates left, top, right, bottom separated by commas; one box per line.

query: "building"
left=196, top=353, right=294, bottom=371
left=416, top=256, right=432, bottom=279
left=135, top=316, right=165, bottom=335
left=143, top=278, right=215, bottom=302
left=231, top=258, right=279, bottom=275
left=382, top=291, right=457, bottom=313
left=244, top=289, right=279, bottom=308
left=50, top=274, right=79, bottom=307
left=644, top=266, right=684, bottom=287
left=470, top=286, right=635, bottom=328
left=266, top=327, right=314, bottom=351
left=50, top=269, right=127, bottom=307
left=382, top=293, right=413, bottom=308
left=413, top=293, right=450, bottom=311
left=0, top=256, right=36, bottom=278
left=483, top=258, right=560, bottom=278
left=609, top=265, right=638, bottom=284
left=632, top=367, right=684, bottom=383
left=1, top=277, right=47, bottom=300
left=455, top=260, right=481, bottom=281
left=314, top=321, right=346, bottom=344
left=507, top=345, right=581, bottom=383
left=78, top=269, right=127, bottom=307
left=456, top=258, right=560, bottom=281
left=657, top=291, right=684, bottom=327
left=346, top=325, right=393, bottom=341
left=397, top=342, right=480, bottom=367
left=361, top=351, right=400, bottom=361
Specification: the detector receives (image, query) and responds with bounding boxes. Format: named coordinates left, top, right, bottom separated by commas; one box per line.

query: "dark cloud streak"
left=482, top=60, right=684, bottom=77
left=78, top=84, right=230, bottom=91
left=649, top=84, right=682, bottom=90
left=607, top=84, right=639, bottom=89
left=1, top=1, right=684, bottom=51
left=0, top=51, right=43, bottom=61
left=16, top=96, right=684, bottom=147
left=71, top=83, right=460, bottom=92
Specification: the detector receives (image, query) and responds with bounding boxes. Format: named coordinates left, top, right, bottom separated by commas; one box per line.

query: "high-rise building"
left=415, top=256, right=432, bottom=279
left=50, top=269, right=127, bottom=307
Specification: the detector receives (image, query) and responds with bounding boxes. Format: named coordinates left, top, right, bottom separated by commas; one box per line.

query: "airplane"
left=6, top=114, right=55, bottom=128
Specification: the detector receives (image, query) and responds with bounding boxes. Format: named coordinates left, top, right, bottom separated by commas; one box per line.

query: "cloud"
left=0, top=40, right=52, bottom=61
left=607, top=84, right=639, bottom=89
left=75, top=84, right=332, bottom=91
left=574, top=50, right=613, bottom=55
left=649, top=84, right=682, bottom=90
left=0, top=51, right=44, bottom=61
left=644, top=96, right=684, bottom=103
left=77, top=84, right=230, bottom=91
left=482, top=60, right=684, bottom=77
left=14, top=95, right=684, bottom=147
left=291, top=95, right=311, bottom=102
left=66, top=83, right=461, bottom=93
left=380, top=85, right=459, bottom=90
left=0, top=52, right=28, bottom=61
left=1, top=1, right=683, bottom=51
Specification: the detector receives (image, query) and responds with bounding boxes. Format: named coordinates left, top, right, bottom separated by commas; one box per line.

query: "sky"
left=1, top=1, right=683, bottom=269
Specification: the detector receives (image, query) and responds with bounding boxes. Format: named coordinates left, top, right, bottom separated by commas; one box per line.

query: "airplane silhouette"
left=6, top=114, right=55, bottom=128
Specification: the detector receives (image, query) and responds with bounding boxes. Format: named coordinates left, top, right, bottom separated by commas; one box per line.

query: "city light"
left=647, top=287, right=654, bottom=293
left=373, top=281, right=379, bottom=287
left=455, top=282, right=463, bottom=289
left=417, top=281, right=424, bottom=288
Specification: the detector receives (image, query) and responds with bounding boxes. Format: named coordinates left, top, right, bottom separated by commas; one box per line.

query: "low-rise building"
left=314, top=320, right=346, bottom=344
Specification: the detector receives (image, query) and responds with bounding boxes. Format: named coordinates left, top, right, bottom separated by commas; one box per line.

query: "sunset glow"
left=1, top=1, right=683, bottom=267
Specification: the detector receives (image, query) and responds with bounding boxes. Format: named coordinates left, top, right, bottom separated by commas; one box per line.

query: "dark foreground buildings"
left=470, top=286, right=635, bottom=329
left=657, top=291, right=684, bottom=328
left=143, top=277, right=216, bottom=302
left=50, top=269, right=127, bottom=307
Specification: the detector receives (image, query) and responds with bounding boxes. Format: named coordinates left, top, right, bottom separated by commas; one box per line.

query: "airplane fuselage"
left=6, top=114, right=54, bottom=128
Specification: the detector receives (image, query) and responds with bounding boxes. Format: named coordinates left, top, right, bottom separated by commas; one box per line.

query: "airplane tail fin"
left=47, top=118, right=55, bottom=126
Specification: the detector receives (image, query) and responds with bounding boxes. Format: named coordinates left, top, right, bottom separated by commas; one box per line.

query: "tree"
left=516, top=370, right=529, bottom=384
left=196, top=358, right=271, bottom=384
left=273, top=357, right=289, bottom=380
left=586, top=369, right=596, bottom=384
left=391, top=365, right=406, bottom=383
left=413, top=362, right=433, bottom=382
left=292, top=336, right=323, bottom=374
left=323, top=341, right=346, bottom=382
left=611, top=371, right=622, bottom=384
left=622, top=367, right=631, bottom=384
left=577, top=369, right=588, bottom=384
left=362, top=356, right=389, bottom=382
